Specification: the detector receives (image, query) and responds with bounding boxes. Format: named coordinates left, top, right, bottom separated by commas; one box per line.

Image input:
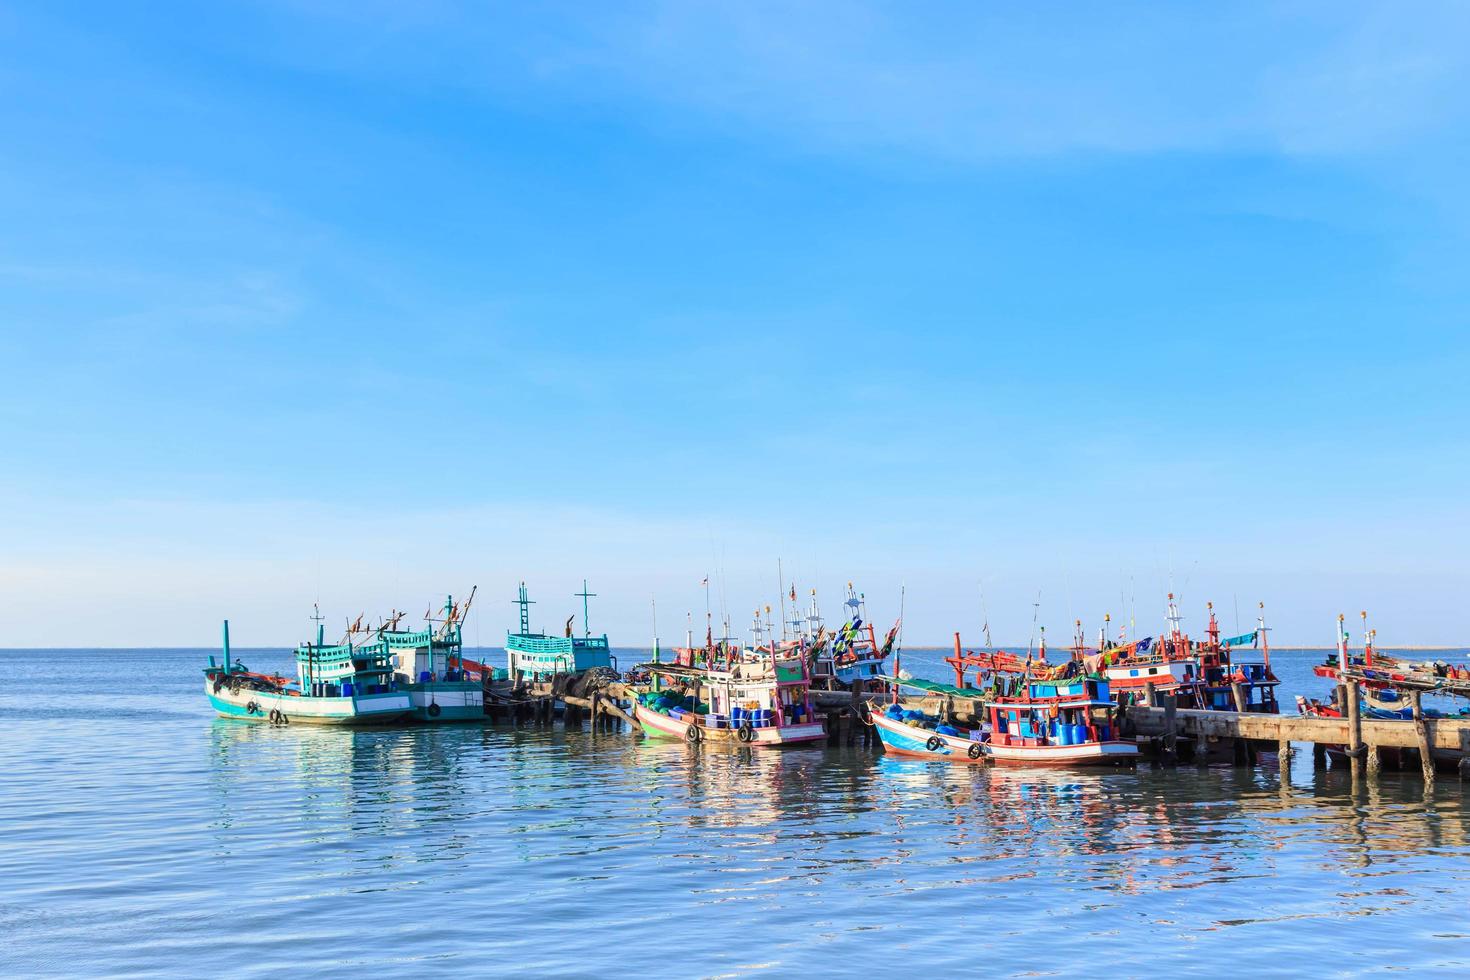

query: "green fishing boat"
left=505, top=580, right=613, bottom=682
left=204, top=620, right=413, bottom=725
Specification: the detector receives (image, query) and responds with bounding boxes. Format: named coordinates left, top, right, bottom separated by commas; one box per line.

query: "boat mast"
left=1362, top=610, right=1373, bottom=668
left=515, top=582, right=534, bottom=636
left=1257, top=602, right=1271, bottom=672
left=1166, top=593, right=1184, bottom=655
left=308, top=603, right=325, bottom=690
left=576, top=579, right=597, bottom=639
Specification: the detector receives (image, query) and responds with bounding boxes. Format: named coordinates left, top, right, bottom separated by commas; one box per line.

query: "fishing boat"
left=984, top=675, right=1138, bottom=765
left=379, top=590, right=484, bottom=722
left=870, top=672, right=1137, bottom=766
left=631, top=645, right=825, bottom=747
left=868, top=682, right=991, bottom=762
left=204, top=620, right=413, bottom=725
left=1314, top=611, right=1470, bottom=696
left=505, top=580, right=613, bottom=682
left=1301, top=613, right=1470, bottom=765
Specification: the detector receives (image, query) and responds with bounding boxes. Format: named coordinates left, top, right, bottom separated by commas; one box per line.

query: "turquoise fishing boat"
left=379, top=590, right=485, bottom=722
left=505, top=580, right=612, bottom=682
left=204, top=621, right=413, bottom=725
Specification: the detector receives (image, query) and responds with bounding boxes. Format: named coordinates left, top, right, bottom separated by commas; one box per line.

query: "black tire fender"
left=925, top=734, right=944, bottom=752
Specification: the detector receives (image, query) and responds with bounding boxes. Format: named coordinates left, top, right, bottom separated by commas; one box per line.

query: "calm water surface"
left=4, top=647, right=1470, bottom=977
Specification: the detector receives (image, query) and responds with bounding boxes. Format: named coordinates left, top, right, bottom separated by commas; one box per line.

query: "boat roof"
left=877, top=675, right=987, bottom=698
left=991, top=696, right=1112, bottom=709
left=638, top=662, right=789, bottom=686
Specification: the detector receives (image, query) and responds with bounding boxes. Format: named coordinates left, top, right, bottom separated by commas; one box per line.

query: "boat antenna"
left=891, top=583, right=906, bottom=704
left=777, top=558, right=788, bottom=642
left=651, top=595, right=659, bottom=663
left=1129, top=578, right=1136, bottom=644
left=1027, top=590, right=1041, bottom=657
left=980, top=582, right=992, bottom=648
left=310, top=602, right=325, bottom=648
left=703, top=574, right=712, bottom=649
left=460, top=585, right=478, bottom=628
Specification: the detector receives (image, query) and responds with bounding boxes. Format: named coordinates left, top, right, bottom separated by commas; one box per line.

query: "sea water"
left=3, top=647, right=1470, bottom=977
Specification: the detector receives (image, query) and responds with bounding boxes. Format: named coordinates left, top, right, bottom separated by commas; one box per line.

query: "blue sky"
left=3, top=1, right=1469, bottom=647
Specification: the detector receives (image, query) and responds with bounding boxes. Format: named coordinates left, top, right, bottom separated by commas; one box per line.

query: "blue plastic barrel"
left=419, top=671, right=433, bottom=683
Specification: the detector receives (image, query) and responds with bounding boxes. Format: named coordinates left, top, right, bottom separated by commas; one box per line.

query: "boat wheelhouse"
left=632, top=646, right=825, bottom=747
left=204, top=620, right=413, bottom=726
left=505, top=580, right=612, bottom=682
left=380, top=591, right=484, bottom=722
left=816, top=585, right=894, bottom=688
left=1192, top=601, right=1279, bottom=713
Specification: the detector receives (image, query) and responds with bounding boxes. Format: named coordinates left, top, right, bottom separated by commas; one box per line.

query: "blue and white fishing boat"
left=204, top=620, right=413, bottom=725
left=872, top=674, right=1137, bottom=766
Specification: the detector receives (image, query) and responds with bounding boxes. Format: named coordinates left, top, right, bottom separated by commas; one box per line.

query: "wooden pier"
left=481, top=671, right=1470, bottom=780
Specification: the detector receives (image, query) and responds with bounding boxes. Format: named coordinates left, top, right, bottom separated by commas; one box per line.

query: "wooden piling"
left=1161, top=694, right=1178, bottom=765
left=1230, top=682, right=1248, bottom=713
left=1345, top=679, right=1363, bottom=780
left=1412, top=690, right=1435, bottom=784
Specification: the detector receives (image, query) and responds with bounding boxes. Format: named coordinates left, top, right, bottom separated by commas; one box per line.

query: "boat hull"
left=871, top=711, right=986, bottom=762
left=405, top=681, right=484, bottom=722
left=633, top=703, right=825, bottom=747
left=987, top=740, right=1139, bottom=766
left=205, top=681, right=414, bottom=726
left=873, top=710, right=1137, bottom=766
